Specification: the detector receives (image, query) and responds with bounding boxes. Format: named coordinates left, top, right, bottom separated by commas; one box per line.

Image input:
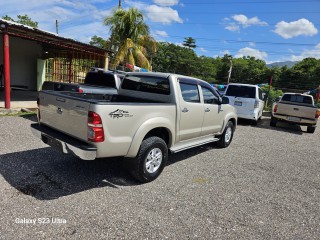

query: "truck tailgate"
left=277, top=102, right=316, bottom=119
left=39, top=92, right=90, bottom=141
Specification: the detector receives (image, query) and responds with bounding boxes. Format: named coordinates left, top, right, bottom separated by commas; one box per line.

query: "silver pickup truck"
left=271, top=93, right=319, bottom=133
left=31, top=72, right=237, bottom=182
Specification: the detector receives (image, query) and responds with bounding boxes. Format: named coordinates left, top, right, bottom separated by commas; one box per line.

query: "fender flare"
left=125, top=117, right=175, bottom=158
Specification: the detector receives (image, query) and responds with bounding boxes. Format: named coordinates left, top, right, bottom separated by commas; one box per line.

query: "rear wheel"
left=307, top=126, right=316, bottom=134
left=270, top=116, right=277, bottom=127
left=216, top=121, right=234, bottom=148
left=124, top=136, right=168, bottom=183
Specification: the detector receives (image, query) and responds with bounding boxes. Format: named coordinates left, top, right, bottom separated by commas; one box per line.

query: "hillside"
left=267, top=61, right=299, bottom=68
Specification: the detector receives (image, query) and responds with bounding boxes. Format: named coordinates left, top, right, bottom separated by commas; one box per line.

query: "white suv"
left=224, top=83, right=264, bottom=124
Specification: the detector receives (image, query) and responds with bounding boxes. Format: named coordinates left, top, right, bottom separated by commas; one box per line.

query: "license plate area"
left=234, top=101, right=242, bottom=106
left=42, top=134, right=63, bottom=151
left=288, top=116, right=300, bottom=122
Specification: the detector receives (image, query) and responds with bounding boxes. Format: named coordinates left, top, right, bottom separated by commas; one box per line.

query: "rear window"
left=225, top=85, right=256, bottom=98
left=121, top=75, right=170, bottom=95
left=282, top=94, right=313, bottom=104
left=84, top=72, right=116, bottom=88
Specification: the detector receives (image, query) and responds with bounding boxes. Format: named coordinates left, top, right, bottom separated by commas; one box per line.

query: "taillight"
left=254, top=100, right=259, bottom=108
left=78, top=88, right=84, bottom=93
left=87, top=111, right=104, bottom=142
left=316, top=109, right=320, bottom=119
left=274, top=104, right=278, bottom=113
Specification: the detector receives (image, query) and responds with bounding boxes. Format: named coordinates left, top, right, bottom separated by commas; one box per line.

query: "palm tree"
left=104, top=8, right=157, bottom=70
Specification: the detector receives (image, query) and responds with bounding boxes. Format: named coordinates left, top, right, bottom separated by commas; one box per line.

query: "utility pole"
left=118, top=0, right=122, bottom=8
left=56, top=19, right=59, bottom=34
left=227, top=57, right=232, bottom=84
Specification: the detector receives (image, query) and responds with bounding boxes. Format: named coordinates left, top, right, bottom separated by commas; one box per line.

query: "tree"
left=152, top=42, right=198, bottom=75
left=2, top=14, right=38, bottom=28
left=183, top=37, right=197, bottom=49
left=89, top=35, right=110, bottom=49
left=104, top=8, right=156, bottom=70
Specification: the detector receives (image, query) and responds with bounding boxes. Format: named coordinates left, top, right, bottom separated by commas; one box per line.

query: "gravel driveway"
left=0, top=115, right=319, bottom=239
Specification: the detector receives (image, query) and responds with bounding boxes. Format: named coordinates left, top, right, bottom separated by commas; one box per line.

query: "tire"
left=307, top=126, right=316, bottom=134
left=252, top=119, right=258, bottom=126
left=124, top=136, right=168, bottom=183
left=216, top=121, right=234, bottom=148
left=270, top=116, right=277, bottom=127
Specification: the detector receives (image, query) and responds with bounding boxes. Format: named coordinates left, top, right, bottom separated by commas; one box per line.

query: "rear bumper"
left=272, top=114, right=317, bottom=126
left=31, top=123, right=97, bottom=160
left=237, top=109, right=260, bottom=120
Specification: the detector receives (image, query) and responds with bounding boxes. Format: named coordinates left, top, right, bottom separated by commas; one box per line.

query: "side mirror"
left=221, top=96, right=229, bottom=104
left=274, top=97, right=280, bottom=102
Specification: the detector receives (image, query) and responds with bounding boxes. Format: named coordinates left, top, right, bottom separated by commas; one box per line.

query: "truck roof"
left=125, top=72, right=211, bottom=87
left=228, top=83, right=261, bottom=88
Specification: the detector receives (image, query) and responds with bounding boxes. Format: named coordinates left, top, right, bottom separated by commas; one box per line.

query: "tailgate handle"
left=56, top=97, right=66, bottom=102
left=293, top=108, right=299, bottom=111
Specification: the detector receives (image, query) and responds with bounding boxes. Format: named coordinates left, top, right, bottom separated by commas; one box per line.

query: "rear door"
left=39, top=92, right=90, bottom=141
left=200, top=86, right=225, bottom=135
left=225, top=85, right=256, bottom=114
left=178, top=80, right=205, bottom=141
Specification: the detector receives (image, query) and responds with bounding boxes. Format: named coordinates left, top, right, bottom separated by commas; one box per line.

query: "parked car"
left=270, top=93, right=319, bottom=133
left=224, top=83, right=264, bottom=124
left=42, top=68, right=124, bottom=94
left=31, top=72, right=237, bottom=183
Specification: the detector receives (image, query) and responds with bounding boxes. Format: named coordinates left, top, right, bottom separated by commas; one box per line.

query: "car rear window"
left=225, top=85, right=256, bottom=98
left=121, top=75, right=170, bottom=95
left=84, top=72, right=116, bottom=88
left=282, top=94, right=313, bottom=104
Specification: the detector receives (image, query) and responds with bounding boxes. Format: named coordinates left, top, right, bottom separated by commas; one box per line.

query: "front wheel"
left=124, top=136, right=168, bottom=183
left=216, top=121, right=234, bottom=148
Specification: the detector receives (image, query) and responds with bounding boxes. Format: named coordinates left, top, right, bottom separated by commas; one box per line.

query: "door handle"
left=182, top=108, right=189, bottom=113
left=205, top=108, right=210, bottom=112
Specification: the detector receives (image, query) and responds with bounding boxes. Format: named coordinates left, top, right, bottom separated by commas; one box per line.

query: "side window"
left=179, top=83, right=200, bottom=103
left=202, top=87, right=219, bottom=104
left=258, top=88, right=263, bottom=100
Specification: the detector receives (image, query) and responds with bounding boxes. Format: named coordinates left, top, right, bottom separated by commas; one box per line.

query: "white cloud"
left=249, top=42, right=256, bottom=47
left=235, top=47, right=268, bottom=60
left=155, top=30, right=169, bottom=37
left=145, top=5, right=183, bottom=24
left=232, top=14, right=268, bottom=28
left=225, top=14, right=268, bottom=32
left=200, top=48, right=208, bottom=53
left=225, top=24, right=239, bottom=32
left=153, top=0, right=179, bottom=7
left=274, top=18, right=318, bottom=39
left=290, top=43, right=320, bottom=61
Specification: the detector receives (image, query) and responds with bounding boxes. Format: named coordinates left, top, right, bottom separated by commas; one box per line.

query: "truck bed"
left=38, top=90, right=176, bottom=156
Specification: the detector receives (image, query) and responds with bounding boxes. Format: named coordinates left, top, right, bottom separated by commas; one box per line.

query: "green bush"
left=261, top=85, right=283, bottom=110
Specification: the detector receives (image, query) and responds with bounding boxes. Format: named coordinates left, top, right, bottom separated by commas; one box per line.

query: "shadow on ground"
left=237, top=118, right=304, bottom=135
left=0, top=143, right=215, bottom=200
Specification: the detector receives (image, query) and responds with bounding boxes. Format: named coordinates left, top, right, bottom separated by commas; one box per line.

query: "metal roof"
left=0, top=19, right=112, bottom=57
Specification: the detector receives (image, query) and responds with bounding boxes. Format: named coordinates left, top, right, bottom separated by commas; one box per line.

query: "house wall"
left=0, top=36, right=42, bottom=90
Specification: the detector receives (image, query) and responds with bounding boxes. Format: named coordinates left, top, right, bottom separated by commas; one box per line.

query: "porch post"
left=3, top=28, right=10, bottom=109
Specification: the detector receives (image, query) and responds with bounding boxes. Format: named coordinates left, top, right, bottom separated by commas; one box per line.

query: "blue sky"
left=1, top=0, right=319, bottom=63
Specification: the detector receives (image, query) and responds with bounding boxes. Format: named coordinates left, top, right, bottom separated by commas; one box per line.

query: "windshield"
left=225, top=85, right=256, bottom=98
left=84, top=72, right=116, bottom=88
left=121, top=75, right=170, bottom=95
left=282, top=94, right=313, bottom=104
